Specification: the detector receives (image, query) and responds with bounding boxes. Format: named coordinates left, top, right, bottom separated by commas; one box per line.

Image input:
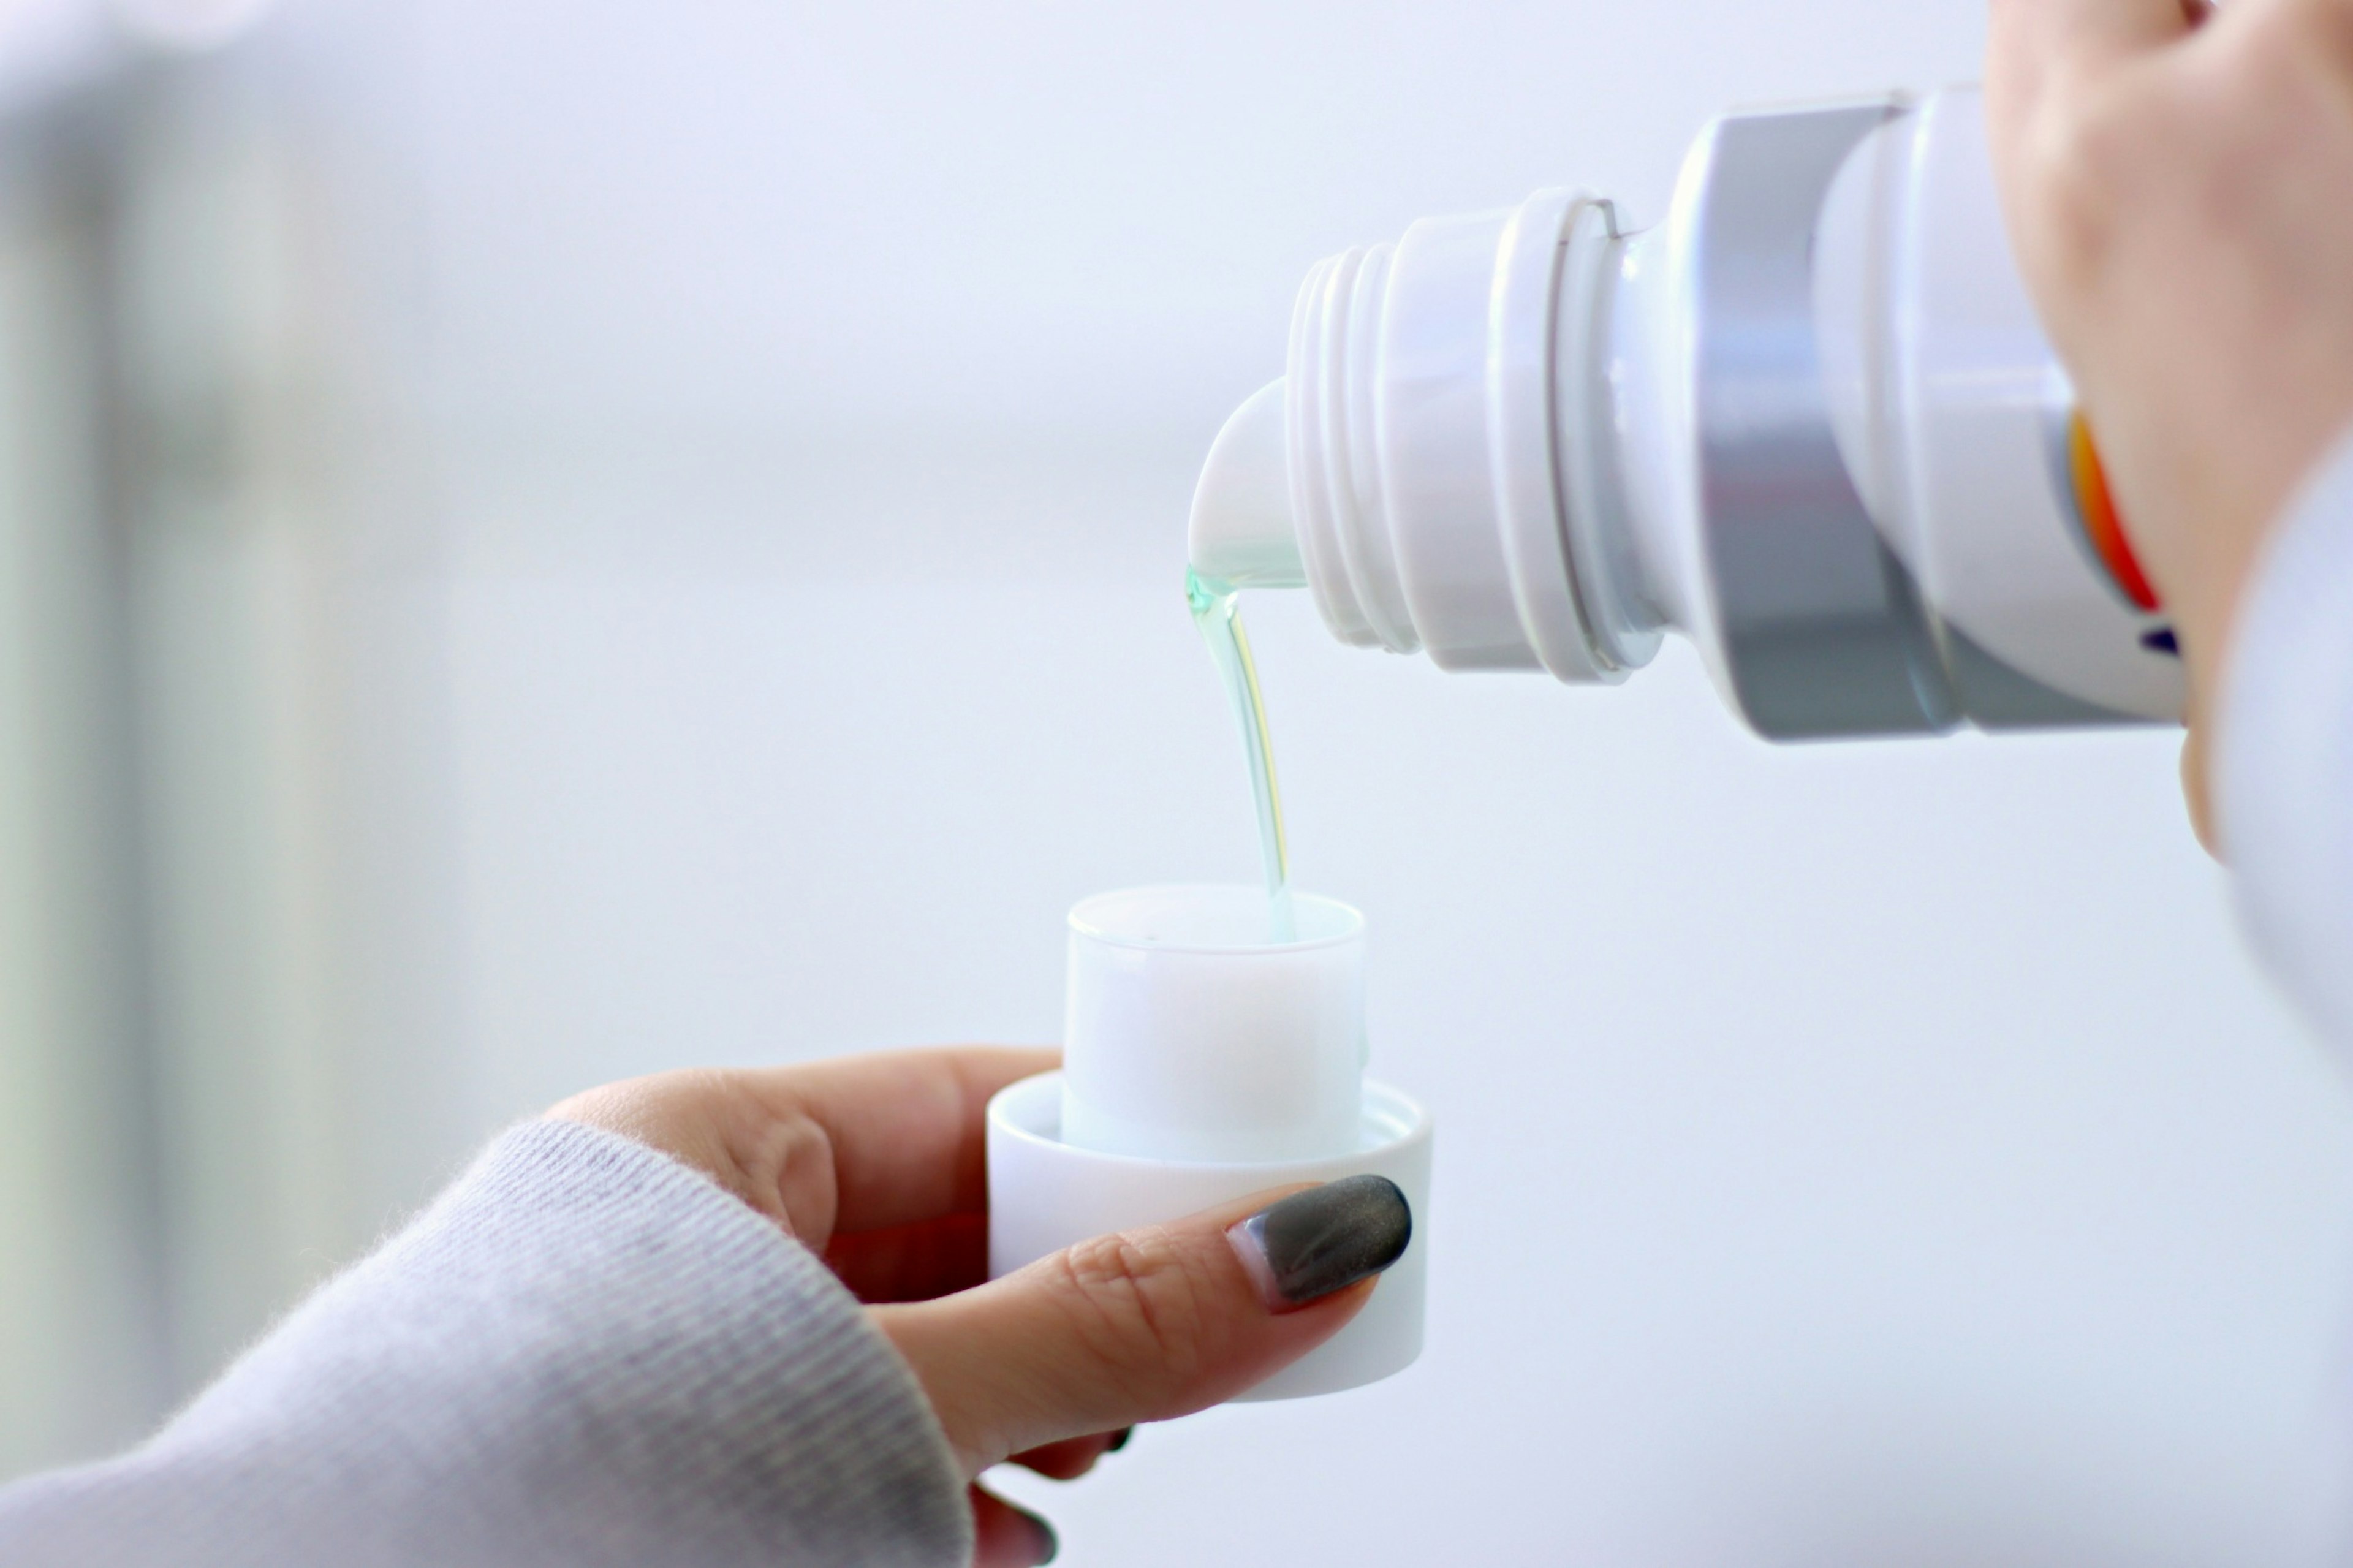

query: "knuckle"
left=2026, top=94, right=2148, bottom=286
left=2256, top=0, right=2353, bottom=75
left=1051, top=1228, right=1219, bottom=1394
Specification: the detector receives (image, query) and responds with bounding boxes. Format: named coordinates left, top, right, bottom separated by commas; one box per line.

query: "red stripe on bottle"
left=2067, top=412, right=2159, bottom=612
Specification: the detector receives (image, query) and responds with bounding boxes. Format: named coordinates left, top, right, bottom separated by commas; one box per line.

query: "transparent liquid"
left=1186, top=567, right=1295, bottom=941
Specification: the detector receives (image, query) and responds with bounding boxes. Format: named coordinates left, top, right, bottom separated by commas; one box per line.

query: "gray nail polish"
left=1229, top=1175, right=1412, bottom=1309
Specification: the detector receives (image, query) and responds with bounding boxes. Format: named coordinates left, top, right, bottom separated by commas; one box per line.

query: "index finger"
left=736, top=1046, right=1058, bottom=1238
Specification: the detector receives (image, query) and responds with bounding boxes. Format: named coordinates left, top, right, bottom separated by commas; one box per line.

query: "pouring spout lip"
left=1188, top=377, right=1305, bottom=587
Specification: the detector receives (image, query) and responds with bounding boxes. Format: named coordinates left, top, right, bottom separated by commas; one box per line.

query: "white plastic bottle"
left=1188, top=87, right=2184, bottom=739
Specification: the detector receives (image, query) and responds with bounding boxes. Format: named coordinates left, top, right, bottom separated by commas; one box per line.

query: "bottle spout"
left=1187, top=379, right=1305, bottom=588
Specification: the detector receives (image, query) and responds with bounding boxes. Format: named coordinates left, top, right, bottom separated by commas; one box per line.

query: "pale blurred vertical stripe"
left=0, top=101, right=173, bottom=1480
left=0, top=57, right=414, bottom=1477
left=113, top=71, right=368, bottom=1399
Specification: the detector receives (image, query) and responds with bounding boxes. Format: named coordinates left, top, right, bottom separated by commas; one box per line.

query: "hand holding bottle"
left=1986, top=0, right=2353, bottom=837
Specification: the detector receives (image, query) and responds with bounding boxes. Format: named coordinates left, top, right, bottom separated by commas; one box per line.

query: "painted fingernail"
left=1107, top=1426, right=1134, bottom=1453
left=1226, top=1175, right=1411, bottom=1312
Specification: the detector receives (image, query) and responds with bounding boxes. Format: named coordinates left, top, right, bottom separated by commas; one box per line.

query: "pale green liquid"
left=1186, top=567, right=1295, bottom=941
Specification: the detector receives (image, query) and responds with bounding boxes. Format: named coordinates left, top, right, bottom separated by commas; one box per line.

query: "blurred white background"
left=4, top=0, right=2352, bottom=1562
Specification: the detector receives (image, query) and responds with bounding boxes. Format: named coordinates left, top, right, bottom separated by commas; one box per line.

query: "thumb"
left=870, top=1176, right=1412, bottom=1477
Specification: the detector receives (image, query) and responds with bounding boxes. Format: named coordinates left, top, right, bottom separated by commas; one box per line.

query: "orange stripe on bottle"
left=2067, top=412, right=2159, bottom=612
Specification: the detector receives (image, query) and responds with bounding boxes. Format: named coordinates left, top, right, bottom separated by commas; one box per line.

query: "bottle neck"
left=1556, top=220, right=1680, bottom=674
left=1283, top=188, right=1650, bottom=682
left=1183, top=181, right=1727, bottom=699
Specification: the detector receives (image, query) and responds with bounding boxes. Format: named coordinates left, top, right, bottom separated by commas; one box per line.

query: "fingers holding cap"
left=871, top=1177, right=1411, bottom=1477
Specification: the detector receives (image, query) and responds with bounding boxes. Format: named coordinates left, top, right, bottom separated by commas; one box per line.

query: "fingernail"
left=1107, top=1426, right=1133, bottom=1453
left=1226, top=1175, right=1411, bottom=1312
left=1011, top=1501, right=1058, bottom=1565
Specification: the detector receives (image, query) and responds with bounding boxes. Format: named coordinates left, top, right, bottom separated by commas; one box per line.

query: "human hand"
left=1985, top=0, right=2353, bottom=842
left=549, top=1048, right=1411, bottom=1567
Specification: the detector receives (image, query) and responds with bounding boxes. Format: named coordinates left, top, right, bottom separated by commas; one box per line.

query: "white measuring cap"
left=987, top=884, right=1433, bottom=1400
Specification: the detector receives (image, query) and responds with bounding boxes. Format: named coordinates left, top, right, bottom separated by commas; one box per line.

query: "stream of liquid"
left=1186, top=567, right=1295, bottom=941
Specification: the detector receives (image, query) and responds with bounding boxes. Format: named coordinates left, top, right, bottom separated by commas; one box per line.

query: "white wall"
left=11, top=0, right=2353, bottom=1559
left=385, top=0, right=2353, bottom=1560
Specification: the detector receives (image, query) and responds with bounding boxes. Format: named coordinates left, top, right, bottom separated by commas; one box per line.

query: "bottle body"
left=1187, top=87, right=2185, bottom=738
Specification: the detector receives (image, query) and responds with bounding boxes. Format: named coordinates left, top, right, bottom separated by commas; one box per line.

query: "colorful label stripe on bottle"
left=2066, top=411, right=2159, bottom=612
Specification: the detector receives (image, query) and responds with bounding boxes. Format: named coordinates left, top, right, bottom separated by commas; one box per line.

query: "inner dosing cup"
left=1060, top=884, right=1367, bottom=1164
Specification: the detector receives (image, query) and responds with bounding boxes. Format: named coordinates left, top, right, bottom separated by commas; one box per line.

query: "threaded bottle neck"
left=1283, top=187, right=1654, bottom=681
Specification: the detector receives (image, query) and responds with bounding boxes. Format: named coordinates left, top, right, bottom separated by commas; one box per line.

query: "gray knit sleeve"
left=0, top=1119, right=974, bottom=1567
